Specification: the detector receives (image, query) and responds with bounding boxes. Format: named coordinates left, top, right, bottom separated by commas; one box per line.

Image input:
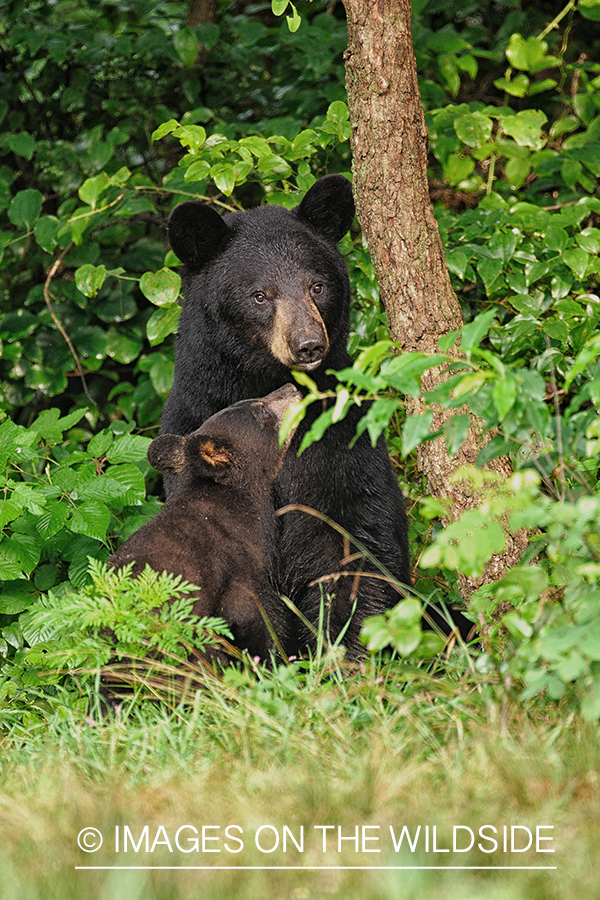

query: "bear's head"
left=167, top=175, right=355, bottom=373
left=148, top=383, right=302, bottom=494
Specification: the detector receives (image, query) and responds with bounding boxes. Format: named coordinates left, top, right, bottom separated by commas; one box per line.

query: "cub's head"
left=167, top=175, right=355, bottom=373
left=148, top=384, right=302, bottom=493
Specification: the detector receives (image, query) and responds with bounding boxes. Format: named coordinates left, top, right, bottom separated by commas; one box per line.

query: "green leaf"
left=286, top=3, right=301, bottom=32
left=139, top=268, right=182, bottom=306
left=78, top=173, right=110, bottom=210
left=354, top=398, right=398, bottom=448
left=0, top=499, right=22, bottom=529
left=454, top=112, right=493, bottom=148
left=488, top=230, right=517, bottom=264
left=147, top=304, right=181, bottom=346
left=88, top=431, right=113, bottom=458
left=0, top=580, right=36, bottom=615
left=493, top=376, right=517, bottom=419
left=444, top=413, right=471, bottom=456
left=75, top=264, right=107, bottom=298
left=149, top=355, right=174, bottom=397
left=360, top=614, right=392, bottom=652
left=500, top=110, right=547, bottom=150
left=107, top=434, right=153, bottom=464
left=36, top=503, right=70, bottom=539
left=461, top=309, right=496, bottom=351
left=5, top=132, right=35, bottom=160
left=272, top=0, right=289, bottom=14
left=297, top=407, right=335, bottom=454
left=438, top=54, right=460, bottom=97
left=30, top=407, right=85, bottom=442
left=565, top=334, right=600, bottom=391
left=579, top=0, right=600, bottom=19
left=8, top=534, right=41, bottom=575
left=381, top=353, right=448, bottom=397
left=211, top=164, right=236, bottom=196
left=174, top=28, right=200, bottom=67
left=443, top=153, right=475, bottom=185
left=106, top=329, right=142, bottom=364
left=152, top=119, right=180, bottom=142
left=8, top=189, right=44, bottom=228
left=505, top=34, right=559, bottom=72
left=0, top=549, right=23, bottom=580
left=502, top=612, right=533, bottom=639
left=279, top=396, right=311, bottom=446
left=68, top=503, right=111, bottom=541
left=563, top=247, right=590, bottom=281
left=546, top=225, right=568, bottom=252
left=34, top=215, right=60, bottom=252
left=505, top=155, right=531, bottom=188
left=528, top=78, right=558, bottom=96
left=105, top=464, right=147, bottom=505
left=494, top=74, right=529, bottom=98
left=445, top=250, right=469, bottom=279
left=550, top=115, right=580, bottom=139
left=402, top=411, right=434, bottom=456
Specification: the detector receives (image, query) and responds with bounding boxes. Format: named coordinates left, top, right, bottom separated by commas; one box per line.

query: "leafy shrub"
left=0, top=408, right=158, bottom=658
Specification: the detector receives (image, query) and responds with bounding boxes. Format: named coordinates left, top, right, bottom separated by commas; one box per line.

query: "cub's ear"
left=186, top=434, right=237, bottom=482
left=167, top=202, right=231, bottom=270
left=296, top=174, right=355, bottom=244
left=148, top=434, right=188, bottom=476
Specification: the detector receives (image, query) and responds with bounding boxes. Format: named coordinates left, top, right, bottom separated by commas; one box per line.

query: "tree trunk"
left=187, top=0, right=216, bottom=27
left=341, top=0, right=526, bottom=597
left=186, top=0, right=217, bottom=67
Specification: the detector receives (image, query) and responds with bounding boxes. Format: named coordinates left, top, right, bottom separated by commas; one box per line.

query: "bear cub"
left=109, top=384, right=301, bottom=660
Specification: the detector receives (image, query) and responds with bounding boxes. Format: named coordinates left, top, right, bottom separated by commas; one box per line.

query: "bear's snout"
left=295, top=335, right=328, bottom=369
left=269, top=297, right=330, bottom=371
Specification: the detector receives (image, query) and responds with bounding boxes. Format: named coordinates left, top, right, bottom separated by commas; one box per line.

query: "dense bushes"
left=1, top=0, right=600, bottom=720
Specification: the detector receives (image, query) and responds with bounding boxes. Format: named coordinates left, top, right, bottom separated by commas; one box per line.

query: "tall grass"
left=1, top=650, right=599, bottom=899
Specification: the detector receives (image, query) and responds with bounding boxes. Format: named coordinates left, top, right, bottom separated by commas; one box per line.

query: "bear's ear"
left=296, top=174, right=355, bottom=244
left=187, top=435, right=237, bottom=482
left=167, top=202, right=232, bottom=270
left=147, top=434, right=188, bottom=476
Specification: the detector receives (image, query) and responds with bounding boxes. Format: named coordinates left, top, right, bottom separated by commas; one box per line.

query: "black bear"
left=163, top=174, right=411, bottom=655
left=109, top=384, right=301, bottom=660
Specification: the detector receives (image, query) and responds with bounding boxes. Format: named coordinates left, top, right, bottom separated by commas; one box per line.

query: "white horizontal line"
left=75, top=865, right=557, bottom=871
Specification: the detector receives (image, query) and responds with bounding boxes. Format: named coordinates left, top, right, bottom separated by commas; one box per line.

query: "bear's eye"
left=253, top=291, right=268, bottom=304
left=311, top=282, right=324, bottom=296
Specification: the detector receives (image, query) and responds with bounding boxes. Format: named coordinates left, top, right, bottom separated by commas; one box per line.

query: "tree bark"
left=341, top=0, right=526, bottom=597
left=187, top=0, right=216, bottom=27
left=186, top=0, right=217, bottom=67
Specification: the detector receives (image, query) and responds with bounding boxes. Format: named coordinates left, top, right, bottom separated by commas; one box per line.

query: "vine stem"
left=537, top=0, right=577, bottom=40
left=43, top=243, right=94, bottom=405
left=545, top=335, right=566, bottom=502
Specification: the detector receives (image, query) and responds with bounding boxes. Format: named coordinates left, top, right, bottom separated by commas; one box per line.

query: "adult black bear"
left=109, top=384, right=301, bottom=660
left=163, top=174, right=411, bottom=655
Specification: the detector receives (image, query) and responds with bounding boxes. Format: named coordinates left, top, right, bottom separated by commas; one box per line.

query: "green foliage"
left=1, top=0, right=600, bottom=722
left=18, top=558, right=232, bottom=673
left=0, top=407, right=160, bottom=659
left=360, top=597, right=446, bottom=658
left=0, top=0, right=349, bottom=427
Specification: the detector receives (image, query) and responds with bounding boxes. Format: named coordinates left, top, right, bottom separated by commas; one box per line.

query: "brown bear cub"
left=108, top=384, right=301, bottom=661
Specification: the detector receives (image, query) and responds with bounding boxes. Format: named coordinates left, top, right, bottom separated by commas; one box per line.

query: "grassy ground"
left=1, top=652, right=598, bottom=900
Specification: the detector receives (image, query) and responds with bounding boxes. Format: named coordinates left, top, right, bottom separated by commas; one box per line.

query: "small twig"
left=537, top=0, right=576, bottom=40
left=43, top=243, right=94, bottom=405
left=545, top=335, right=566, bottom=502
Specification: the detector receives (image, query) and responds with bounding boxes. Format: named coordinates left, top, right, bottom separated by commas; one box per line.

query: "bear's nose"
left=296, top=338, right=327, bottom=365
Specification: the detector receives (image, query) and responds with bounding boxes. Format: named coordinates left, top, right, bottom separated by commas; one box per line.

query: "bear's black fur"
left=109, top=384, right=301, bottom=660
left=162, top=174, right=412, bottom=655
